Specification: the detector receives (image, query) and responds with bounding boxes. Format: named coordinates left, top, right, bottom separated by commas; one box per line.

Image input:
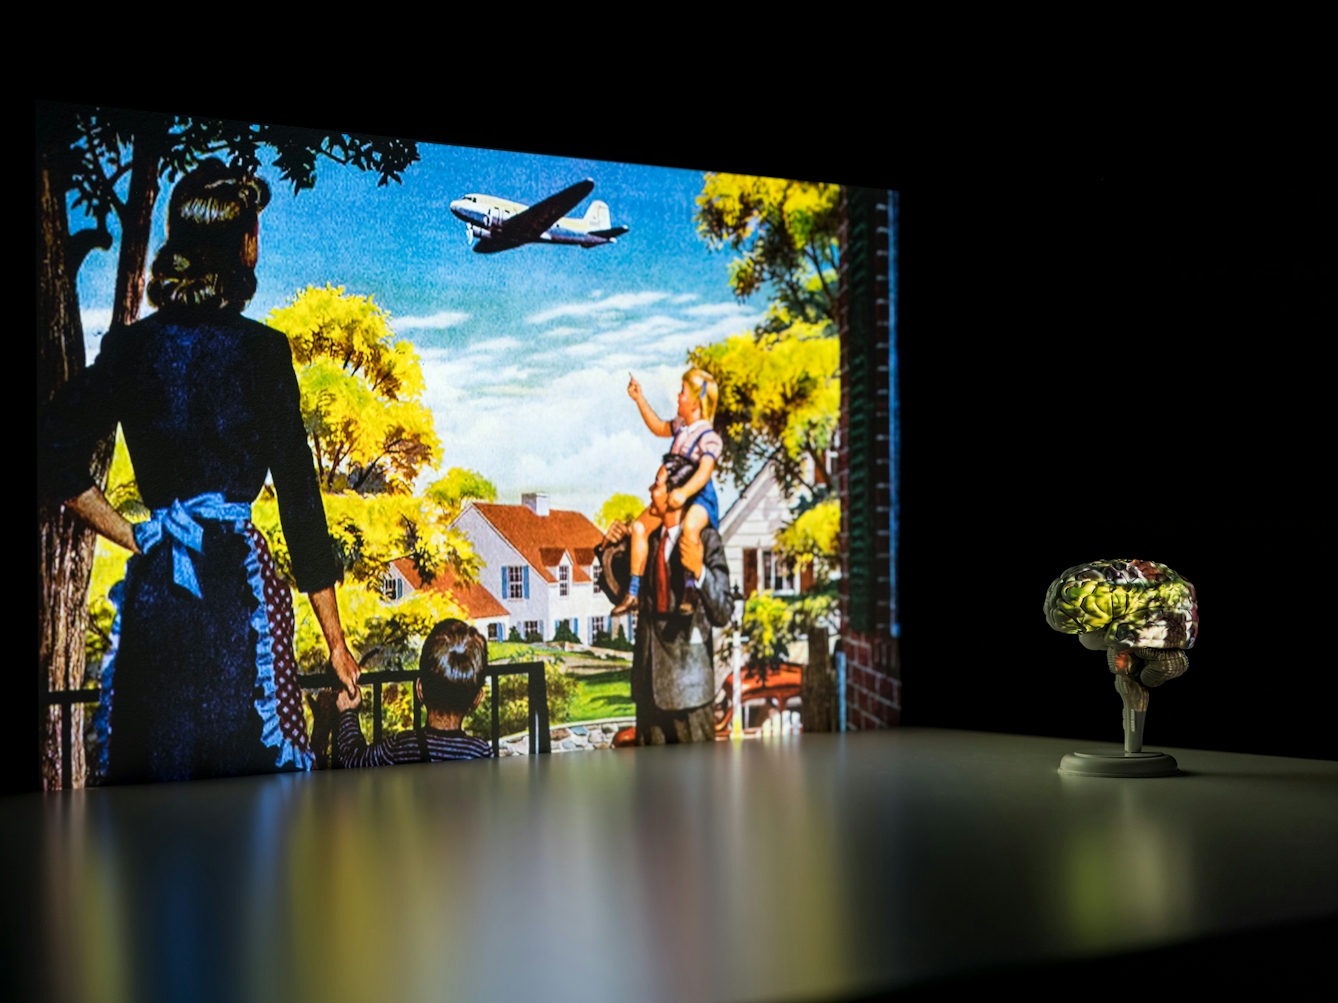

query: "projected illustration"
left=36, top=103, right=847, bottom=788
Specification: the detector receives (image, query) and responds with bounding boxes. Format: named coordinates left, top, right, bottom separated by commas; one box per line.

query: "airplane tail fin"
left=583, top=200, right=611, bottom=231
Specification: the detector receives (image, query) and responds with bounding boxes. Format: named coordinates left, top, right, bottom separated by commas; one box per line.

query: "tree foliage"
left=688, top=320, right=838, bottom=494
left=267, top=286, right=440, bottom=495
left=696, top=175, right=840, bottom=329
left=775, top=497, right=841, bottom=585
left=691, top=175, right=841, bottom=497
left=741, top=591, right=797, bottom=684
left=595, top=492, right=643, bottom=530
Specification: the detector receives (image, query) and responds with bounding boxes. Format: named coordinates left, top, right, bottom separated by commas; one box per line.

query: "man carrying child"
left=336, top=618, right=493, bottom=766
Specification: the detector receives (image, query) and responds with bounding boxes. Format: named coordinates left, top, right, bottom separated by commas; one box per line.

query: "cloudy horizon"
left=74, top=140, right=793, bottom=520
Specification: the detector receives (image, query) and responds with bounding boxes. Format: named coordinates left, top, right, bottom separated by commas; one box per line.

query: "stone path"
left=497, top=717, right=635, bottom=756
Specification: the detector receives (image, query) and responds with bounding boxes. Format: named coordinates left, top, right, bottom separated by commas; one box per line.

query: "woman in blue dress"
left=39, top=159, right=361, bottom=784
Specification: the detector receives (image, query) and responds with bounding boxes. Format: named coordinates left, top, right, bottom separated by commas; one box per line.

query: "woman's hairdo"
left=418, top=619, right=488, bottom=716
left=147, top=158, right=271, bottom=312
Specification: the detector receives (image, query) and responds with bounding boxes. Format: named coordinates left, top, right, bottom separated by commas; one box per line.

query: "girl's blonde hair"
left=683, top=368, right=719, bottom=421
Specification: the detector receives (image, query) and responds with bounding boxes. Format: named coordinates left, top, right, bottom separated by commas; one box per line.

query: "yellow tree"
left=595, top=492, right=643, bottom=529
left=262, top=286, right=492, bottom=672
left=692, top=174, right=842, bottom=602
left=691, top=175, right=840, bottom=497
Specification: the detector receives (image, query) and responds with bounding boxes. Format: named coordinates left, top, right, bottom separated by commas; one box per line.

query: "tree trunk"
left=113, top=133, right=163, bottom=327
left=37, top=148, right=104, bottom=790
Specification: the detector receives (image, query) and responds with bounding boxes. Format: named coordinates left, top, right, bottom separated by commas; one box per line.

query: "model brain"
left=1044, top=559, right=1198, bottom=651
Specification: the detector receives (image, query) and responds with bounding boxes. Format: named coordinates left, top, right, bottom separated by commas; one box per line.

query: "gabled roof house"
left=448, top=493, right=621, bottom=643
left=383, top=558, right=512, bottom=640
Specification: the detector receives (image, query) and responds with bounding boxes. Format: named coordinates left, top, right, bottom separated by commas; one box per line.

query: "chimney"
left=522, top=492, right=550, bottom=517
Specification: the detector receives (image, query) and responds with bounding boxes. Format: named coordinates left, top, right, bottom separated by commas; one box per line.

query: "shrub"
left=464, top=663, right=580, bottom=737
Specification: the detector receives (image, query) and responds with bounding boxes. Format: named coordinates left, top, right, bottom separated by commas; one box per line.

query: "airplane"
left=449, top=178, right=629, bottom=254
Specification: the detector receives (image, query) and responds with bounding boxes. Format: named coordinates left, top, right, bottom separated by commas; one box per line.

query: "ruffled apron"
left=94, top=492, right=313, bottom=776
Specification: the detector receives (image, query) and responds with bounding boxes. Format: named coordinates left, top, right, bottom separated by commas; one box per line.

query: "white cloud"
left=544, top=326, right=586, bottom=338
left=526, top=291, right=670, bottom=325
left=669, top=293, right=699, bottom=304
left=395, top=310, right=471, bottom=330
left=684, top=301, right=749, bottom=317
left=426, top=361, right=690, bottom=516
left=464, top=336, right=523, bottom=355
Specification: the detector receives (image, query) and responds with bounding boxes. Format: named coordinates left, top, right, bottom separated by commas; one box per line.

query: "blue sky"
left=75, top=141, right=783, bottom=517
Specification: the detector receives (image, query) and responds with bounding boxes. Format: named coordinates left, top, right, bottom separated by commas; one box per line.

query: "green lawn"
left=561, top=669, right=635, bottom=723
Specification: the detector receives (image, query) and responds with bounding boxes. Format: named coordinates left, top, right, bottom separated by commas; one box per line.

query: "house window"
left=558, top=564, right=569, bottom=597
left=590, top=615, right=607, bottom=639
left=382, top=573, right=404, bottom=602
left=761, top=549, right=796, bottom=593
left=523, top=620, right=542, bottom=641
left=506, top=566, right=525, bottom=599
left=487, top=623, right=503, bottom=642
left=592, top=562, right=604, bottom=593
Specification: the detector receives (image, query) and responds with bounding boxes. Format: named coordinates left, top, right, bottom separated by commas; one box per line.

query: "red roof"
left=391, top=558, right=509, bottom=619
left=469, top=504, right=604, bottom=583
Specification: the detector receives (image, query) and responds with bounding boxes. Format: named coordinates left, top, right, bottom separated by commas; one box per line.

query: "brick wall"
left=838, top=187, right=900, bottom=729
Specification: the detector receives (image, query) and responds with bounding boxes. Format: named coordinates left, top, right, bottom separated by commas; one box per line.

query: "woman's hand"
left=330, top=643, right=361, bottom=699
left=65, top=486, right=141, bottom=554
left=309, top=587, right=360, bottom=697
left=627, top=373, right=643, bottom=401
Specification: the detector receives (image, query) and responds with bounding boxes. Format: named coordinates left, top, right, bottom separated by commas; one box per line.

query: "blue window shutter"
left=523, top=565, right=529, bottom=599
left=572, top=618, right=579, bottom=640
left=501, top=567, right=508, bottom=599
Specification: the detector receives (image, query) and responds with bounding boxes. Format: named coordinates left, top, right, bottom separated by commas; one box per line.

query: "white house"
left=383, top=559, right=511, bottom=641
left=450, top=493, right=623, bottom=644
left=718, top=462, right=814, bottom=599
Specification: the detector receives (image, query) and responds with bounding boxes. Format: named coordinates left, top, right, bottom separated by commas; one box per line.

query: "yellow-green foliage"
left=695, top=175, right=840, bottom=323
left=267, top=285, right=440, bottom=495
left=688, top=320, right=838, bottom=489
left=775, top=497, right=840, bottom=581
left=742, top=591, right=796, bottom=670
left=425, top=468, right=497, bottom=516
left=595, top=492, right=643, bottom=529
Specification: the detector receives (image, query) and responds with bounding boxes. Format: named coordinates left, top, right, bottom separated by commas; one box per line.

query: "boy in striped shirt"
left=336, top=619, right=493, bottom=766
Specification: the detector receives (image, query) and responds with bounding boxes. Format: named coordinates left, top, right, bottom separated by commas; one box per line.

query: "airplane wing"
left=495, top=178, right=596, bottom=244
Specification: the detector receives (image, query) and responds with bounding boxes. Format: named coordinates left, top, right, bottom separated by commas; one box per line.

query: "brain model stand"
left=1044, top=559, right=1198, bottom=778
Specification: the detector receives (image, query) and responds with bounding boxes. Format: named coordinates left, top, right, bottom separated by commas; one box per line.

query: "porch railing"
left=40, top=659, right=552, bottom=786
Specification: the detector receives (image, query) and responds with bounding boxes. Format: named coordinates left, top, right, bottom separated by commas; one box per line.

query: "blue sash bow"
left=132, top=493, right=252, bottom=598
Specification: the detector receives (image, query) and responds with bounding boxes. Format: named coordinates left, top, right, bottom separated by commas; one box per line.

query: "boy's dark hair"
left=418, top=619, right=488, bottom=716
left=662, top=453, right=698, bottom=491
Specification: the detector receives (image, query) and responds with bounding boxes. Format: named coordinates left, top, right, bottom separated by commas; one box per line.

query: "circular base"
left=1058, top=750, right=1180, bottom=778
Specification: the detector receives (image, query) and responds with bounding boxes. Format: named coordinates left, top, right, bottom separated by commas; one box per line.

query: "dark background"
left=25, top=85, right=1327, bottom=797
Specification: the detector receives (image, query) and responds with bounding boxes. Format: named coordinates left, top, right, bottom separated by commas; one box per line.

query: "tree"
left=775, top=496, right=841, bottom=587
left=267, top=286, right=440, bottom=495
left=37, top=101, right=419, bottom=789
left=690, top=175, right=841, bottom=496
left=258, top=287, right=492, bottom=672
left=596, top=492, right=643, bottom=530
left=688, top=322, right=839, bottom=495
left=696, top=174, right=840, bottom=329
left=552, top=621, right=579, bottom=644
left=741, top=592, right=796, bottom=686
